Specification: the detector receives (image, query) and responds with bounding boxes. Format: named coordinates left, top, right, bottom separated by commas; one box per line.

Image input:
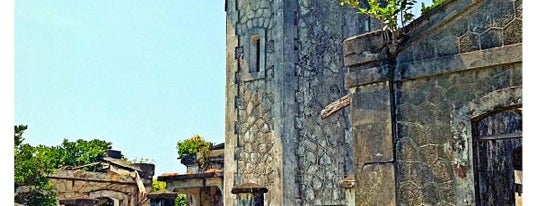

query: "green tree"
left=176, top=135, right=211, bottom=159
left=176, top=135, right=212, bottom=171
left=14, top=125, right=57, bottom=206
left=14, top=125, right=113, bottom=205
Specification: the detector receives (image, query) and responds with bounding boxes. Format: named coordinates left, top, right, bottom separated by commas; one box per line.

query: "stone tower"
left=224, top=0, right=374, bottom=205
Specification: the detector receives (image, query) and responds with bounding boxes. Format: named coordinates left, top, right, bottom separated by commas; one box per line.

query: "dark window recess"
left=250, top=35, right=260, bottom=73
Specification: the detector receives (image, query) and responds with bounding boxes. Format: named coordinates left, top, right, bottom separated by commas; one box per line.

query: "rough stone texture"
left=49, top=170, right=147, bottom=206
left=396, top=64, right=522, bottom=205
left=354, top=164, right=396, bottom=206
left=342, top=0, right=522, bottom=205
left=351, top=82, right=393, bottom=168
left=236, top=81, right=278, bottom=206
left=224, top=1, right=282, bottom=205
left=399, top=0, right=522, bottom=64
left=225, top=0, right=373, bottom=205
left=393, top=0, right=523, bottom=203
left=293, top=1, right=372, bottom=205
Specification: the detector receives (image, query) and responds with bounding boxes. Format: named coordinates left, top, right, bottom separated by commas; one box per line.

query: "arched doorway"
left=96, top=197, right=116, bottom=206
left=472, top=107, right=522, bottom=205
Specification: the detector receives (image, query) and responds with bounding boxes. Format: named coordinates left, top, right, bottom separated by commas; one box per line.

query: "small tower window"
left=249, top=35, right=261, bottom=73
left=241, top=28, right=266, bottom=81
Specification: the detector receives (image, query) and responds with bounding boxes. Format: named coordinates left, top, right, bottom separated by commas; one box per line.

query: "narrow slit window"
left=250, top=35, right=261, bottom=73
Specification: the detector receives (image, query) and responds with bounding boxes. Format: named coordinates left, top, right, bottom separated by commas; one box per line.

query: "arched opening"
left=96, top=197, right=116, bottom=206
left=89, top=190, right=128, bottom=206
left=472, top=107, right=522, bottom=206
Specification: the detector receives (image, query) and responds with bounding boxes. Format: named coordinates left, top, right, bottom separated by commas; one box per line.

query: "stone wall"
left=342, top=0, right=522, bottom=205
left=49, top=170, right=147, bottom=206
left=224, top=1, right=283, bottom=205
left=224, top=0, right=374, bottom=205
left=293, top=1, right=372, bottom=205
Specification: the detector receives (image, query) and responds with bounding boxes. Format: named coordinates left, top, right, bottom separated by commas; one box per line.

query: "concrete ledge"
left=396, top=43, right=522, bottom=81
left=48, top=170, right=135, bottom=185
left=147, top=190, right=178, bottom=199
left=231, top=182, right=268, bottom=194
left=345, top=66, right=391, bottom=89
left=158, top=172, right=223, bottom=182
left=343, top=30, right=386, bottom=68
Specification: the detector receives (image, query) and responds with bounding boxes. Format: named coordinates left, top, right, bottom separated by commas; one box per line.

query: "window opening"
left=249, top=35, right=261, bottom=73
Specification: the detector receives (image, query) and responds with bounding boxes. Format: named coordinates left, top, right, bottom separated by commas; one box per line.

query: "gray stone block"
left=355, top=164, right=396, bottom=206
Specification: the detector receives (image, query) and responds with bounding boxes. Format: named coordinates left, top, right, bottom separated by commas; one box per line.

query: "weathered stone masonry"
left=294, top=1, right=377, bottom=205
left=224, top=0, right=374, bottom=205
left=343, top=0, right=522, bottom=205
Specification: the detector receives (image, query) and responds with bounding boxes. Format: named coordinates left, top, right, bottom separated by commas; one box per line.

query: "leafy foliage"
left=420, top=0, right=446, bottom=14
left=152, top=178, right=167, bottom=191
left=176, top=135, right=211, bottom=159
left=175, top=194, right=188, bottom=206
left=56, top=139, right=112, bottom=169
left=15, top=125, right=27, bottom=147
left=14, top=125, right=57, bottom=205
left=340, top=0, right=417, bottom=33
left=151, top=179, right=189, bottom=206
left=176, top=135, right=213, bottom=171
left=14, top=125, right=113, bottom=205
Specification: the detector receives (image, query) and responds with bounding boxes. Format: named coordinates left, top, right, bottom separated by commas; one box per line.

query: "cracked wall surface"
left=225, top=0, right=373, bottom=205
left=49, top=170, right=144, bottom=206
left=396, top=64, right=522, bottom=206
left=293, top=0, right=372, bottom=205
left=342, top=0, right=522, bottom=205
left=395, top=0, right=522, bottom=205
left=341, top=0, right=522, bottom=205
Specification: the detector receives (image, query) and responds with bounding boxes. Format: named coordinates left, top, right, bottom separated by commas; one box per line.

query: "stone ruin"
left=224, top=0, right=522, bottom=205
left=47, top=150, right=155, bottom=206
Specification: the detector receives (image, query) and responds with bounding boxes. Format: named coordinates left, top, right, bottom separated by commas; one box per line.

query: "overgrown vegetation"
left=340, top=0, right=417, bottom=33
left=176, top=135, right=212, bottom=170
left=175, top=194, right=189, bottom=206
left=176, top=135, right=211, bottom=159
left=152, top=179, right=189, bottom=206
left=152, top=178, right=167, bottom=191
left=14, top=125, right=57, bottom=206
left=340, top=0, right=447, bottom=55
left=14, top=125, right=113, bottom=205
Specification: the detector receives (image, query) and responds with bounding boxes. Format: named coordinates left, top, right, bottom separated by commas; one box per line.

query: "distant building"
left=158, top=143, right=225, bottom=206
left=47, top=150, right=155, bottom=206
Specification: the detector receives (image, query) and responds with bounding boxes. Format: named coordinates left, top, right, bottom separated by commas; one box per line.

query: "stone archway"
left=89, top=190, right=131, bottom=206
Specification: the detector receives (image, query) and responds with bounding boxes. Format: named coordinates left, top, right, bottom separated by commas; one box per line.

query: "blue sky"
left=15, top=1, right=227, bottom=175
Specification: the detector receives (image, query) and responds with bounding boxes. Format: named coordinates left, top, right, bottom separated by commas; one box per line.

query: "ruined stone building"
left=224, top=0, right=375, bottom=205
left=47, top=150, right=155, bottom=206
left=339, top=0, right=522, bottom=205
left=158, top=143, right=225, bottom=206
left=224, top=0, right=522, bottom=205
